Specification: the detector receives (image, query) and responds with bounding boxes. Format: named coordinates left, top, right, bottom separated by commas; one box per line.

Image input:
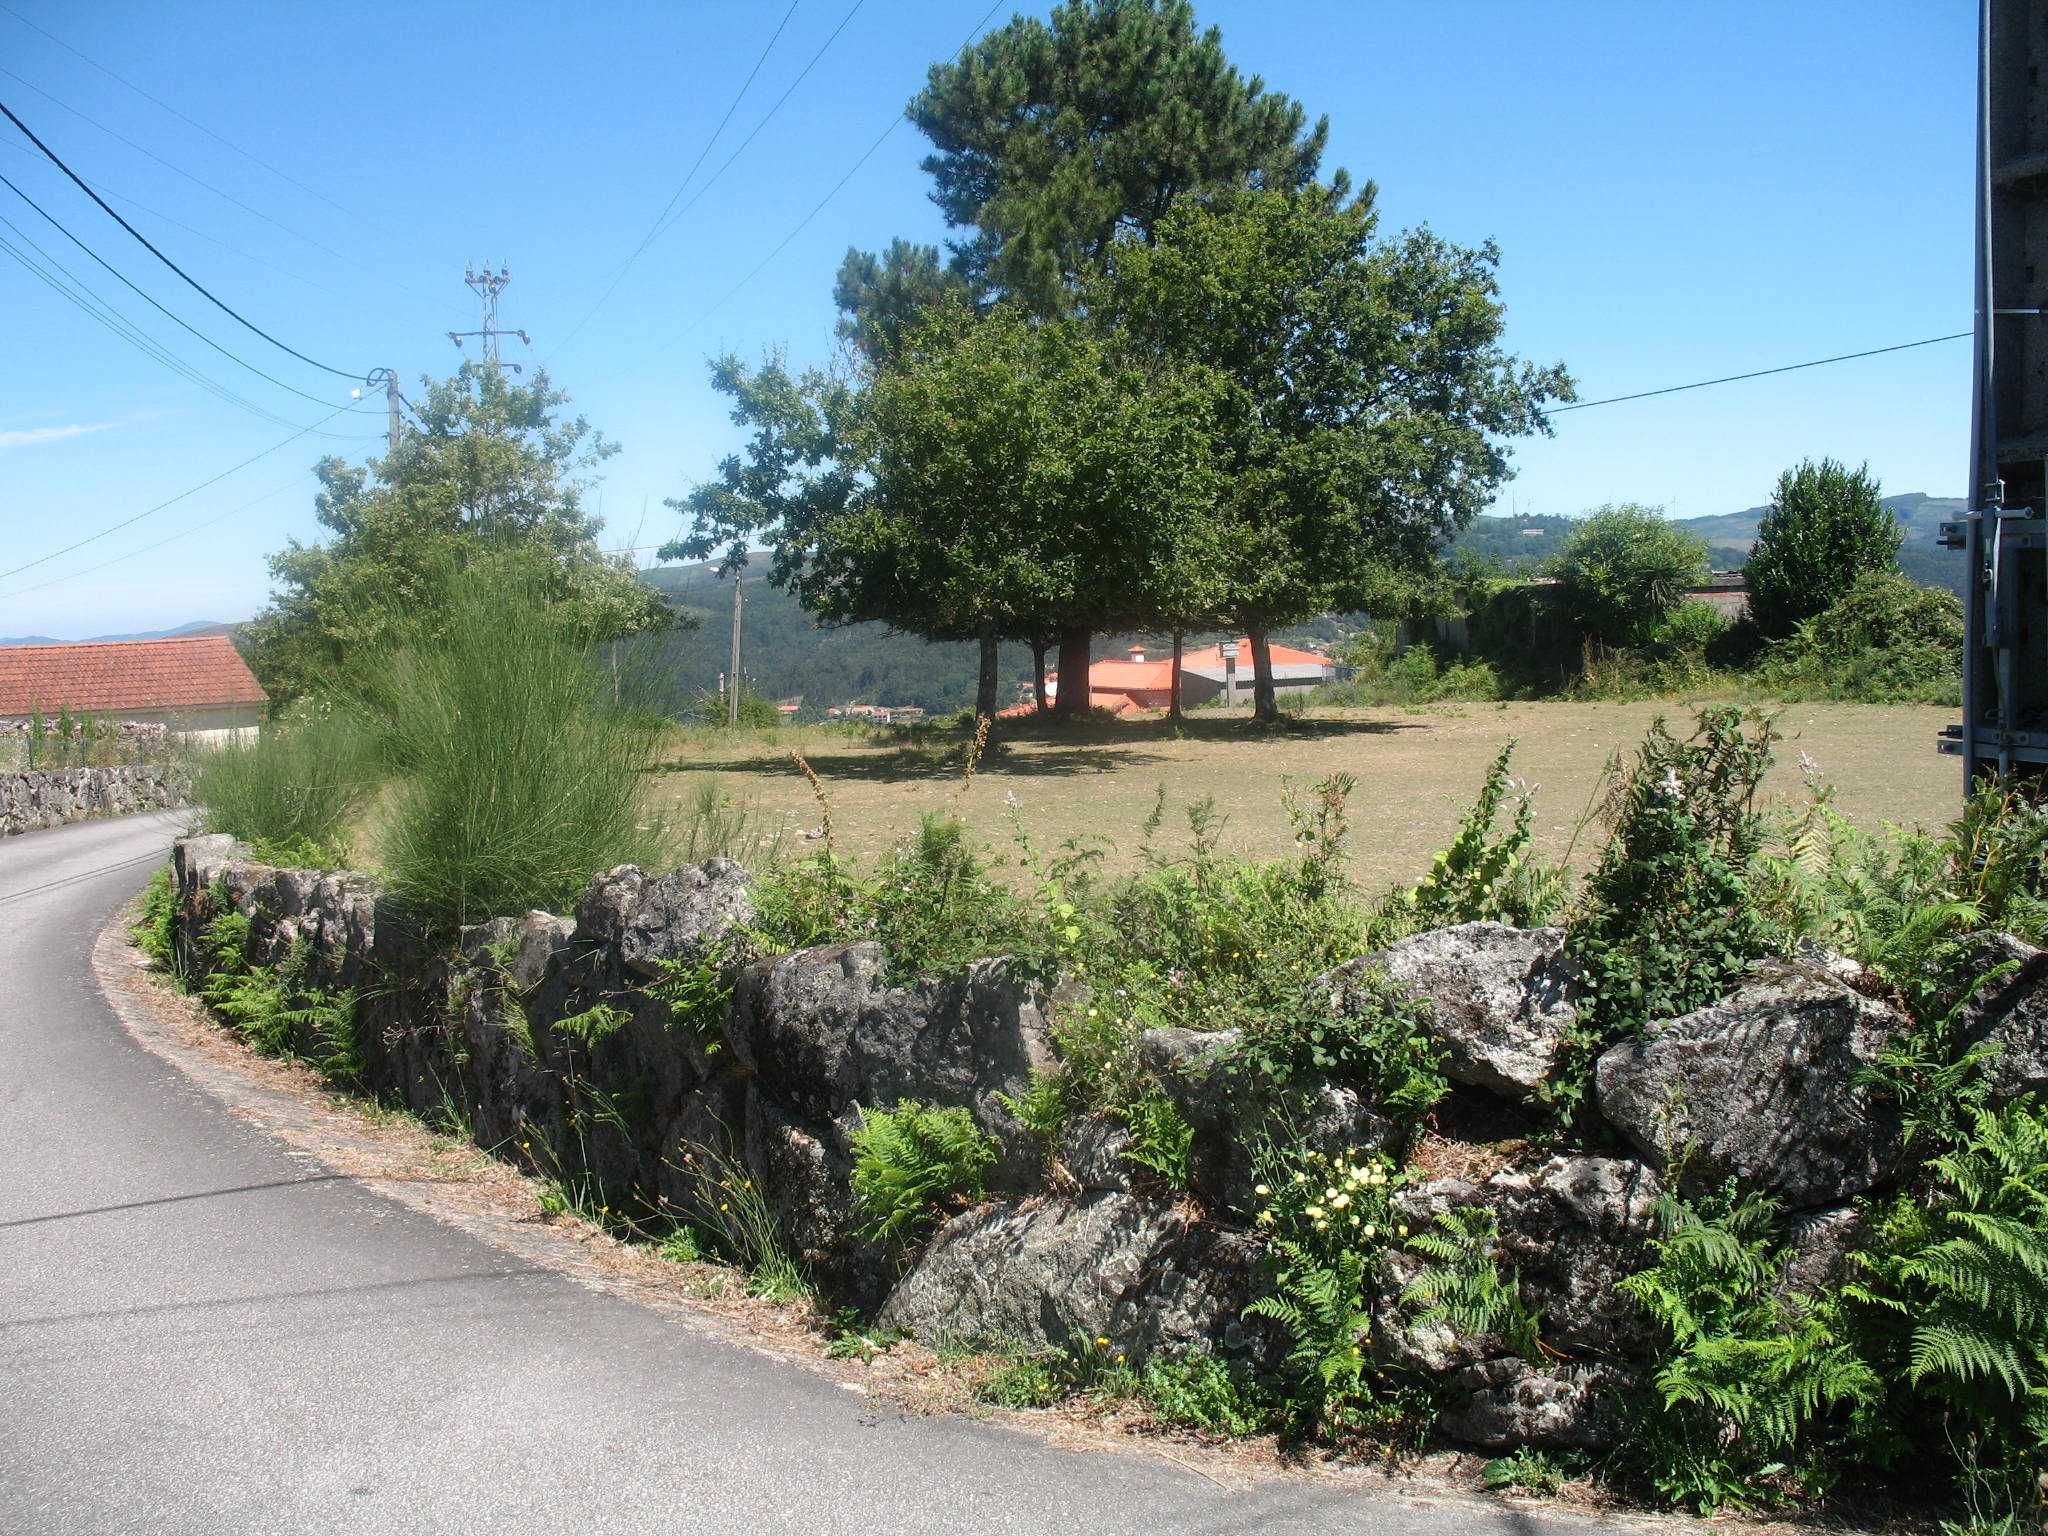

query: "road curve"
left=0, top=814, right=1593, bottom=1535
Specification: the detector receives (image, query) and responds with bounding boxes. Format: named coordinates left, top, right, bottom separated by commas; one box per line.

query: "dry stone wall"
left=2, top=764, right=187, bottom=836
left=164, top=836, right=2045, bottom=1456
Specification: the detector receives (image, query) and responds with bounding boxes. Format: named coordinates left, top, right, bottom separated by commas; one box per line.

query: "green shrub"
left=191, top=711, right=378, bottom=865
left=132, top=867, right=178, bottom=970
left=752, top=813, right=1036, bottom=982
left=667, top=1135, right=809, bottom=1301
left=1396, top=741, right=1565, bottom=931
left=1118, top=1089, right=1194, bottom=1188
left=1140, top=1347, right=1275, bottom=1435
left=1553, top=504, right=1710, bottom=652
left=1549, top=708, right=1776, bottom=1125
left=365, top=572, right=674, bottom=929
left=1754, top=571, right=1962, bottom=704
left=1481, top=1446, right=1572, bottom=1495
left=1649, top=598, right=1729, bottom=659
left=1744, top=458, right=1900, bottom=641
left=849, top=1100, right=997, bottom=1244
left=1845, top=1101, right=2048, bottom=1490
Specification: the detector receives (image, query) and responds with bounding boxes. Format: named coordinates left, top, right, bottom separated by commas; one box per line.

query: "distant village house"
left=1039, top=639, right=1335, bottom=716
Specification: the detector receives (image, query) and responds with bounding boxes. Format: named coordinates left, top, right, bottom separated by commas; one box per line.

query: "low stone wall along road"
left=0, top=813, right=1598, bottom=1536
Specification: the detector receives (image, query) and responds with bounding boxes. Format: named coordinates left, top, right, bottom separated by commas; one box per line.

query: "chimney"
left=1127, top=645, right=1147, bottom=663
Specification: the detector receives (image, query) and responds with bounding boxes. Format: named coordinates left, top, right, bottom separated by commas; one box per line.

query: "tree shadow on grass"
left=648, top=712, right=1426, bottom=786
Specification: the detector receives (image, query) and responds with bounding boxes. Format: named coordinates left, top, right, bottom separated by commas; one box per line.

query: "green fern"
left=1847, top=1102, right=2048, bottom=1459
left=554, top=1002, right=631, bottom=1049
left=1243, top=1243, right=1371, bottom=1423
left=1618, top=1187, right=1878, bottom=1513
left=1402, top=1206, right=1545, bottom=1361
left=849, top=1100, right=997, bottom=1244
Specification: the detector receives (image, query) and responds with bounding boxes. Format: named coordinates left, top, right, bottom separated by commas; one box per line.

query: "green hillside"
left=1451, top=493, right=1967, bottom=596
left=630, top=565, right=1035, bottom=716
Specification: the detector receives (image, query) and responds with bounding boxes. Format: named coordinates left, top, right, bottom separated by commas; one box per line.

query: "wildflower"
left=1305, top=1205, right=1325, bottom=1220
left=1332, top=1192, right=1352, bottom=1209
left=1397, top=1224, right=1409, bottom=1238
left=1254, top=1184, right=1270, bottom=1197
left=1257, top=1210, right=1274, bottom=1225
left=1004, top=790, right=1020, bottom=808
left=1361, top=1223, right=1377, bottom=1239
left=1324, top=1187, right=1339, bottom=1200
left=1095, top=1336, right=1110, bottom=1348
left=1657, top=765, right=1684, bottom=801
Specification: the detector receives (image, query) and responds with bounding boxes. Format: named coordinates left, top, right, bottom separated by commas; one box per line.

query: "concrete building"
left=0, top=636, right=268, bottom=745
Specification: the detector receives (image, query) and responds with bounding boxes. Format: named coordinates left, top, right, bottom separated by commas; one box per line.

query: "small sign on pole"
left=1220, top=639, right=1240, bottom=708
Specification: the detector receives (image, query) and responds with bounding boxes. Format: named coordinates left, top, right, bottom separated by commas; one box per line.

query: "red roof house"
left=1044, top=639, right=1334, bottom=714
left=0, top=636, right=267, bottom=735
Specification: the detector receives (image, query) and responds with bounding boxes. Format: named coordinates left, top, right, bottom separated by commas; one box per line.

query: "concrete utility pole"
left=447, top=263, right=532, bottom=373
left=359, top=368, right=402, bottom=469
left=727, top=577, right=744, bottom=727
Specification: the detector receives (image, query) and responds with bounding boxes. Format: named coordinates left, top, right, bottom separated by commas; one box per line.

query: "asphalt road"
left=0, top=813, right=1591, bottom=1535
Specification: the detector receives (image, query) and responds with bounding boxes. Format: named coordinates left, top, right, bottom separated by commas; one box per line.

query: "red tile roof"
left=0, top=636, right=267, bottom=716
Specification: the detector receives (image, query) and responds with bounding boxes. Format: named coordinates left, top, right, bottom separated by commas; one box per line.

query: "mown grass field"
left=647, top=700, right=1961, bottom=890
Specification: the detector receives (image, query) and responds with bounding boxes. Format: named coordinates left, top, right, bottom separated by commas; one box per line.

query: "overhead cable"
left=1, top=169, right=354, bottom=408
left=0, top=403, right=362, bottom=583
left=548, top=0, right=803, bottom=362
left=1548, top=333, right=1972, bottom=415
left=0, top=97, right=366, bottom=380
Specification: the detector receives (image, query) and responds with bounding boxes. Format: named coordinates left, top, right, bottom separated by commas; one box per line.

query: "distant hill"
left=0, top=620, right=239, bottom=647
left=630, top=565, right=1035, bottom=716
left=1451, top=493, right=1968, bottom=597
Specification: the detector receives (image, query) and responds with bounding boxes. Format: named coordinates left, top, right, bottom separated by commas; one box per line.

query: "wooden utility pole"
left=385, top=368, right=402, bottom=462
left=727, top=576, right=743, bottom=727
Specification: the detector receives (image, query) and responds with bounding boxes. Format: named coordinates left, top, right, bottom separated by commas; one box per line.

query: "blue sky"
left=0, top=1, right=1973, bottom=639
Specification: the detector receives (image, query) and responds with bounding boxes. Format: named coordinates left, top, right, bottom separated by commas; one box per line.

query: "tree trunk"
left=1249, top=625, right=1279, bottom=724
left=976, top=619, right=1000, bottom=721
left=1032, top=638, right=1051, bottom=714
left=1051, top=625, right=1091, bottom=718
left=1169, top=631, right=1184, bottom=722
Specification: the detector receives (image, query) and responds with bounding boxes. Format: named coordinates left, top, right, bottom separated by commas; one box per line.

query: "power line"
left=1547, top=333, right=1972, bottom=415
left=1, top=96, right=366, bottom=381
left=641, top=0, right=1004, bottom=362
left=0, top=473, right=313, bottom=600
left=0, top=169, right=353, bottom=409
left=647, top=0, right=867, bottom=250
left=0, top=217, right=369, bottom=437
left=0, top=403, right=360, bottom=584
left=0, top=1, right=371, bottom=229
left=0, top=67, right=449, bottom=322
left=0, top=138, right=343, bottom=298
left=548, top=1, right=802, bottom=363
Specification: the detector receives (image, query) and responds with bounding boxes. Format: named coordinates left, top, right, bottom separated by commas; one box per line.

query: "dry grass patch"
left=646, top=701, right=1958, bottom=888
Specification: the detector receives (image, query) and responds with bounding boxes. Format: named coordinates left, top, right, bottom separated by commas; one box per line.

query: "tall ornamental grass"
left=191, top=711, right=378, bottom=864
left=368, top=575, right=672, bottom=928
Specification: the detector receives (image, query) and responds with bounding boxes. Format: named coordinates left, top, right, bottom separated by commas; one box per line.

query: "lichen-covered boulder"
left=572, top=860, right=755, bottom=978
left=1138, top=1026, right=1399, bottom=1216
left=1594, top=956, right=1909, bottom=1208
left=1486, top=1155, right=1664, bottom=1357
left=1779, top=1205, right=1864, bottom=1299
left=1954, top=933, right=2048, bottom=1106
left=726, top=943, right=1054, bottom=1181
left=877, top=1192, right=1260, bottom=1361
left=1056, top=1117, right=1137, bottom=1193
left=1336, top=924, right=1581, bottom=1098
left=1436, top=1357, right=1631, bottom=1451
